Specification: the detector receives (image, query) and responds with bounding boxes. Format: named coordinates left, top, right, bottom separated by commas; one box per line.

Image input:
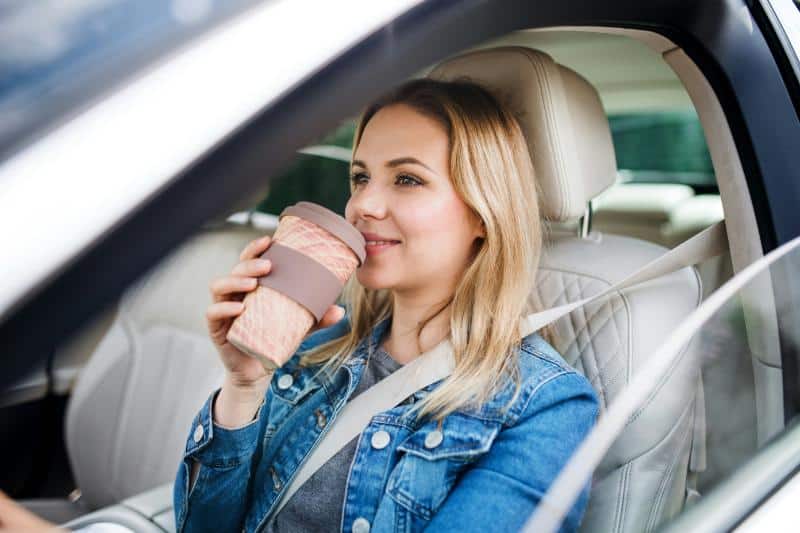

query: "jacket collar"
left=343, top=313, right=392, bottom=368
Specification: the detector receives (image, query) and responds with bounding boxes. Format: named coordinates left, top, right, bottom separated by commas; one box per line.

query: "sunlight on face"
left=344, top=104, right=484, bottom=297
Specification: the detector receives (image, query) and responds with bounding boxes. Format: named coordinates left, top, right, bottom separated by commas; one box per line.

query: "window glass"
left=608, top=111, right=717, bottom=190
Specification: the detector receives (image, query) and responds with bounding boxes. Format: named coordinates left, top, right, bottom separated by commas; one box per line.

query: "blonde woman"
left=177, top=79, right=599, bottom=533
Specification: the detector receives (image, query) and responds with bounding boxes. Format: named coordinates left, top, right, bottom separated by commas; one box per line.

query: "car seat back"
left=65, top=222, right=267, bottom=508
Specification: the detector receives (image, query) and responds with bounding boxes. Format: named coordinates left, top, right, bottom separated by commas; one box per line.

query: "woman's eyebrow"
left=387, top=157, right=437, bottom=174
left=351, top=157, right=437, bottom=175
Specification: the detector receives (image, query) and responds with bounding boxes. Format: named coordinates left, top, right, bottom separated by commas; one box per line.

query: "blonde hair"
left=302, top=78, right=553, bottom=420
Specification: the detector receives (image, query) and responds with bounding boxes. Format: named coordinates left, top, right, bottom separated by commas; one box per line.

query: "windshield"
left=525, top=233, right=800, bottom=532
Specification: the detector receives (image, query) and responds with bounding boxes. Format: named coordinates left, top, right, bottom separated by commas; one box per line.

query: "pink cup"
left=226, top=202, right=365, bottom=369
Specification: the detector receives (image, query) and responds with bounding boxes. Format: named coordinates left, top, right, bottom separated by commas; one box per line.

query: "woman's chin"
left=355, top=269, right=394, bottom=291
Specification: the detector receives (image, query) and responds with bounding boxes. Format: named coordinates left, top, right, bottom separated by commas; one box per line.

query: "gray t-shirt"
left=266, top=341, right=403, bottom=532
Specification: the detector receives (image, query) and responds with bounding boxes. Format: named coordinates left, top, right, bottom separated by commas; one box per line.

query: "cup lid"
left=280, top=201, right=367, bottom=265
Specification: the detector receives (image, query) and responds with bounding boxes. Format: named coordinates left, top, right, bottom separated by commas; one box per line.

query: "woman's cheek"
left=398, top=198, right=449, bottom=239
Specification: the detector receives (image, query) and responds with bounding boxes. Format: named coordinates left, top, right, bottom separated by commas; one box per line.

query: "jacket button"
left=193, top=424, right=204, bottom=443
left=352, top=517, right=370, bottom=533
left=277, top=374, right=294, bottom=390
left=424, top=430, right=443, bottom=449
left=315, top=409, right=327, bottom=429
left=370, top=430, right=391, bottom=450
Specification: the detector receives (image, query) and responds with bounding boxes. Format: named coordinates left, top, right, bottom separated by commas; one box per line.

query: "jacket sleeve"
left=172, top=313, right=352, bottom=532
left=424, top=371, right=600, bottom=533
left=173, top=387, right=266, bottom=533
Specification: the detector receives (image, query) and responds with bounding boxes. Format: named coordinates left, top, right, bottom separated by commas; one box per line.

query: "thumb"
left=317, top=304, right=345, bottom=330
left=308, top=305, right=345, bottom=333
left=319, top=305, right=344, bottom=328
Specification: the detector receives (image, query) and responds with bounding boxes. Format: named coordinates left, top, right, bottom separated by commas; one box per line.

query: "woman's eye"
left=396, top=174, right=422, bottom=187
left=349, top=172, right=368, bottom=185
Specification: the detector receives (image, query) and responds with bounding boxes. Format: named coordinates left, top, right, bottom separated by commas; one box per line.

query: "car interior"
left=2, top=25, right=778, bottom=532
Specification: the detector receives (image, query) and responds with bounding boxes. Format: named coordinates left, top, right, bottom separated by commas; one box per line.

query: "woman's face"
left=345, top=103, right=484, bottom=295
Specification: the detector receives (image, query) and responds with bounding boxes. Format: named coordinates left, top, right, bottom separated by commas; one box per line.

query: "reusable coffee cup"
left=226, top=201, right=366, bottom=370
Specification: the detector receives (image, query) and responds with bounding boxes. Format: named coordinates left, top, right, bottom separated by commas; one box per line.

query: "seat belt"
left=265, top=220, right=728, bottom=524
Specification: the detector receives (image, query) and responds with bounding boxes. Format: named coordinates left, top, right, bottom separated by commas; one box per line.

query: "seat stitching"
left=537, top=270, right=631, bottom=407
left=582, top=301, right=626, bottom=384
left=628, top=338, right=696, bottom=426
left=521, top=49, right=571, bottom=220
left=575, top=278, right=611, bottom=408
left=613, top=462, right=631, bottom=533
left=646, top=400, right=694, bottom=532
left=563, top=277, right=606, bottom=406
left=569, top=299, right=624, bottom=369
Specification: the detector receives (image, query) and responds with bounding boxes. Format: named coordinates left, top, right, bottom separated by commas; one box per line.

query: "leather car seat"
left=20, top=220, right=267, bottom=524
left=430, top=47, right=706, bottom=532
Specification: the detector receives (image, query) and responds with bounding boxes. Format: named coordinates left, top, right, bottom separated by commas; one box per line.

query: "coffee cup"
left=226, top=202, right=366, bottom=369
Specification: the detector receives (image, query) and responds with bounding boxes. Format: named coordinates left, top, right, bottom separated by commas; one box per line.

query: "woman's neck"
left=382, top=289, right=453, bottom=365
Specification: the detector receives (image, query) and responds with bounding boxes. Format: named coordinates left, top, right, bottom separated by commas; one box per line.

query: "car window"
left=608, top=110, right=717, bottom=192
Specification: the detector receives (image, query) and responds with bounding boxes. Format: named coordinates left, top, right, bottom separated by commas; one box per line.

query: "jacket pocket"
left=386, top=414, right=500, bottom=521
left=269, top=367, right=322, bottom=406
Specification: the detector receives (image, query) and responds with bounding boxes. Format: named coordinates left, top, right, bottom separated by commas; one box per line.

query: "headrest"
left=429, top=46, right=617, bottom=222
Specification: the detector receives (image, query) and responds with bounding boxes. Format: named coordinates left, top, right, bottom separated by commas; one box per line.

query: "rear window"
left=608, top=111, right=717, bottom=191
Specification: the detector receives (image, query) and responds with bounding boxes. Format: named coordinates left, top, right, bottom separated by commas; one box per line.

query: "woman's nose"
left=349, top=182, right=388, bottom=221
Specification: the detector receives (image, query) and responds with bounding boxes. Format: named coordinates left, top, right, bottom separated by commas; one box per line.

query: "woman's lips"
left=360, top=232, right=401, bottom=257
left=364, top=240, right=400, bottom=256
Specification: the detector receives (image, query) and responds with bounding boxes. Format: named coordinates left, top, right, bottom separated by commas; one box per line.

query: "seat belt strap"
left=265, top=220, right=727, bottom=524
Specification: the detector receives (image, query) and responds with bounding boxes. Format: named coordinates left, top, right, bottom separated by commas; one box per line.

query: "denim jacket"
left=173, top=315, right=599, bottom=533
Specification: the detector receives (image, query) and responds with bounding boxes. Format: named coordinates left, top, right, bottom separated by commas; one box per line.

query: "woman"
left=178, top=79, right=599, bottom=533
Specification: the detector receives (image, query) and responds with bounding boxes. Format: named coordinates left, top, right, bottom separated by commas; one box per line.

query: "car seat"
left=19, top=217, right=269, bottom=524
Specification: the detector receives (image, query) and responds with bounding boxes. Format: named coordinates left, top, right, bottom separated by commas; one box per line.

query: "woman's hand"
left=0, top=490, right=66, bottom=532
left=206, top=235, right=345, bottom=387
left=206, top=235, right=275, bottom=388
left=207, top=234, right=345, bottom=427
